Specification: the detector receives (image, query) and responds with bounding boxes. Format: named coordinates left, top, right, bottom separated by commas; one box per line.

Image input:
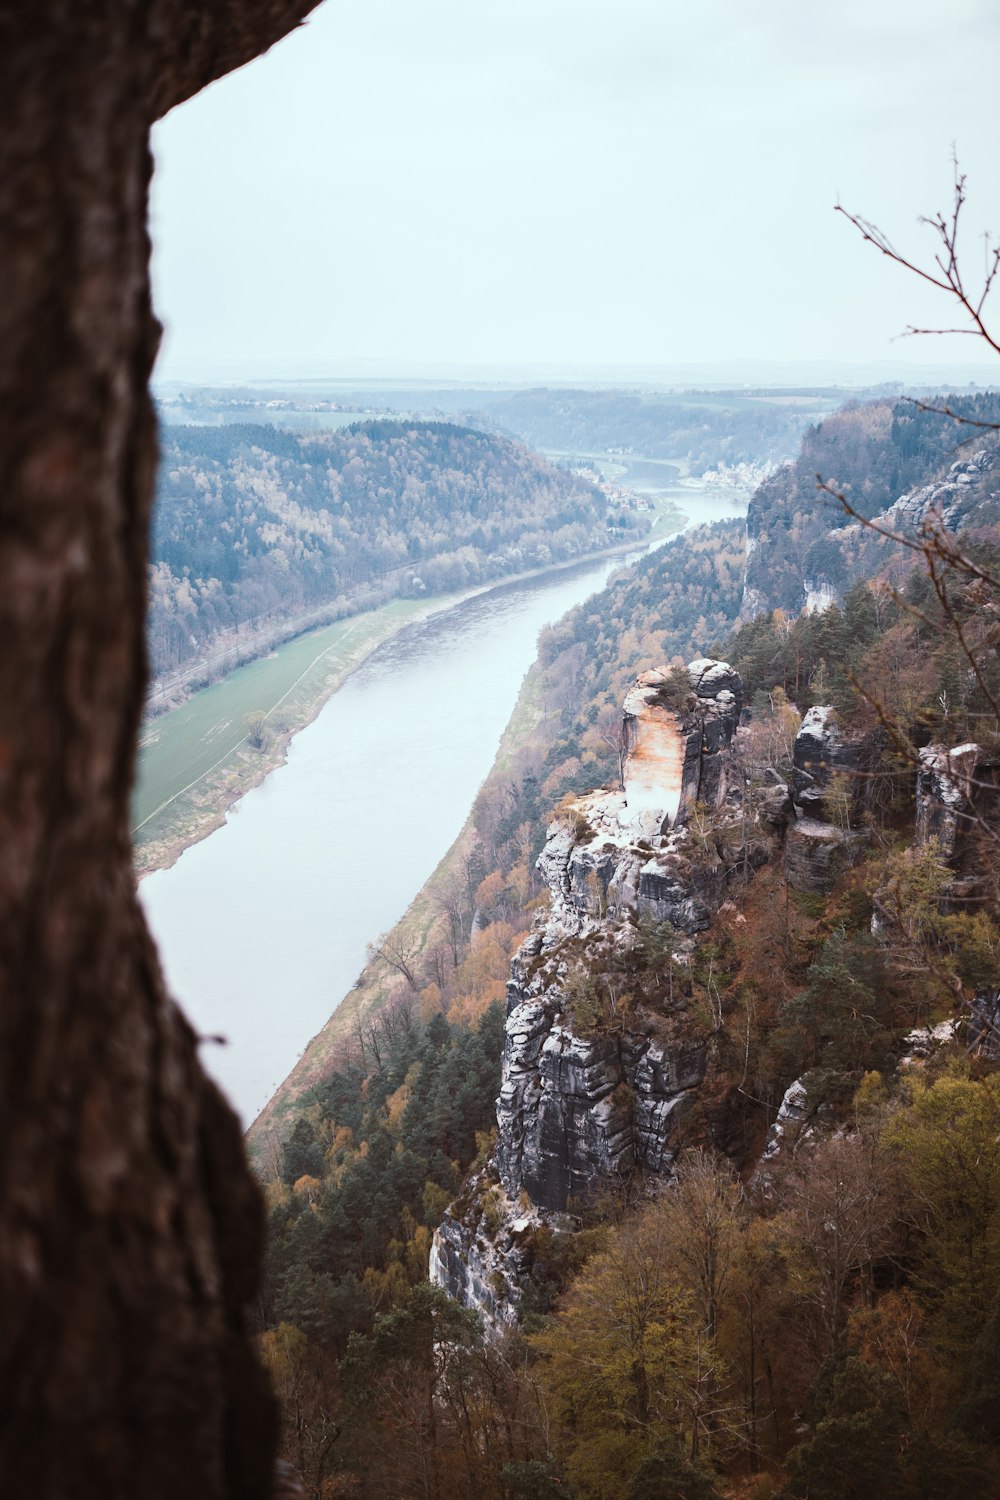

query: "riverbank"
left=133, top=506, right=684, bottom=877
left=134, top=596, right=443, bottom=875
left=242, top=489, right=748, bottom=1151
left=245, top=655, right=548, bottom=1157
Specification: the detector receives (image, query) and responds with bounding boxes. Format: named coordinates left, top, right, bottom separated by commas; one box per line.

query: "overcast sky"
left=151, top=0, right=1000, bottom=382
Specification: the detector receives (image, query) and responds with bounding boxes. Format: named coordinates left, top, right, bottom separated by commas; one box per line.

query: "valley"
left=139, top=381, right=1000, bottom=1498
left=140, top=476, right=738, bottom=1125
left=246, top=392, right=1000, bottom=1498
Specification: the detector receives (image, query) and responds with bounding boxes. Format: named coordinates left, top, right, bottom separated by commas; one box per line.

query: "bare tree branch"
left=836, top=157, right=1000, bottom=359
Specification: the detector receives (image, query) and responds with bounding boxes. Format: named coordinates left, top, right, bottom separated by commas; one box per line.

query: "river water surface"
left=141, top=481, right=744, bottom=1123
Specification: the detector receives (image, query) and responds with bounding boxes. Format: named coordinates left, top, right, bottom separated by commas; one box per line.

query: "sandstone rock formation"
left=621, top=660, right=741, bottom=831
left=429, top=1175, right=547, bottom=1332
left=784, top=818, right=860, bottom=896
left=758, top=1077, right=811, bottom=1167
left=491, top=942, right=707, bottom=1214
left=791, top=705, right=882, bottom=822
left=431, top=659, right=762, bottom=1326
left=784, top=707, right=872, bottom=894
left=916, top=742, right=986, bottom=863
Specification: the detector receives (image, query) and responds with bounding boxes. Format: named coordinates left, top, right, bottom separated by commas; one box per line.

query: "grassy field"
left=132, top=597, right=438, bottom=874
left=132, top=497, right=686, bottom=877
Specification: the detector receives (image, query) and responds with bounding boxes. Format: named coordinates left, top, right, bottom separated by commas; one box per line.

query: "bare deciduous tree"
left=777, top=1134, right=898, bottom=1365
left=596, top=702, right=630, bottom=791
left=432, top=872, right=473, bottom=966
left=367, top=933, right=422, bottom=991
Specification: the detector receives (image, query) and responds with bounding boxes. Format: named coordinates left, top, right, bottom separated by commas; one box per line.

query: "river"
left=140, top=479, right=745, bottom=1124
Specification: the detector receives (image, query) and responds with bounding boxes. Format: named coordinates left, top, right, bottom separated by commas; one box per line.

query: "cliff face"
left=783, top=705, right=878, bottom=895
left=915, top=742, right=1000, bottom=868
left=430, top=647, right=1000, bottom=1329
left=431, top=657, right=761, bottom=1323
left=621, top=659, right=742, bottom=831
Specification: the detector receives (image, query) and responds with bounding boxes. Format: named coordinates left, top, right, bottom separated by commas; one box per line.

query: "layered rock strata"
left=791, top=705, right=883, bottom=822
left=915, top=742, right=999, bottom=869
left=429, top=1176, right=566, bottom=1332
left=621, top=660, right=741, bottom=831
left=431, top=659, right=761, bottom=1325
left=492, top=938, right=709, bottom=1213
left=784, top=706, right=873, bottom=894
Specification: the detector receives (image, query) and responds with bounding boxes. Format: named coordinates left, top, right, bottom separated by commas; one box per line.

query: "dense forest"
left=148, top=420, right=627, bottom=676
left=254, top=397, right=1000, bottom=1498
left=743, top=394, right=1000, bottom=616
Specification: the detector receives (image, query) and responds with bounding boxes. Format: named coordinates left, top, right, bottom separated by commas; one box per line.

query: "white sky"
left=151, top=0, right=1000, bottom=382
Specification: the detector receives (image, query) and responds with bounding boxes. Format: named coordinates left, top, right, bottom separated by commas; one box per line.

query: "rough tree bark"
left=0, top=3, right=322, bottom=1495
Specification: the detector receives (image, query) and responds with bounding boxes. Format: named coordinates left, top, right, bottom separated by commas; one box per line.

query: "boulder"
left=784, top=817, right=866, bottom=896
left=689, top=657, right=743, bottom=715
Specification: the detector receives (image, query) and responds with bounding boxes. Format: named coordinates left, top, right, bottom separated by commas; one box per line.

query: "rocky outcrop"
left=429, top=1176, right=558, bottom=1331
left=535, top=657, right=751, bottom=932
left=915, top=742, right=988, bottom=865
left=492, top=941, right=708, bottom=1213
left=431, top=660, right=766, bottom=1324
left=741, top=425, right=1000, bottom=623
left=620, top=660, right=741, bottom=832
left=803, top=578, right=840, bottom=614
left=784, top=708, right=872, bottom=894
left=791, top=706, right=881, bottom=822
left=759, top=1077, right=811, bottom=1167
left=537, top=790, right=733, bottom=935
left=757, top=778, right=794, bottom=830
left=785, top=818, right=865, bottom=896
left=873, top=445, right=1000, bottom=537
left=900, top=1019, right=961, bottom=1063
left=914, top=744, right=1000, bottom=917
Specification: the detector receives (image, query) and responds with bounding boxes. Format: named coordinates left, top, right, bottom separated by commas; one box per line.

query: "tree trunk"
left=0, top=3, right=320, bottom=1495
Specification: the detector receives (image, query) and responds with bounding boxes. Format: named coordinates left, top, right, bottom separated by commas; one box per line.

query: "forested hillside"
left=148, top=420, right=624, bottom=676
left=743, top=393, right=1000, bottom=616
left=255, top=397, right=1000, bottom=1498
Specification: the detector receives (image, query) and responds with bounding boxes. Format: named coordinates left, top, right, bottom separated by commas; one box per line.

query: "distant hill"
left=148, top=420, right=625, bottom=676
left=460, top=386, right=821, bottom=471
left=157, top=382, right=833, bottom=474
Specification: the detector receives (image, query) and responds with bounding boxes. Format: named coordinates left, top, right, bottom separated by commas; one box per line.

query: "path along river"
left=141, top=480, right=744, bottom=1124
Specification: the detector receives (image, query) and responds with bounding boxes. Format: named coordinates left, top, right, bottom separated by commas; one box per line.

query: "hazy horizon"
left=151, top=0, right=1000, bottom=381
left=152, top=356, right=1000, bottom=392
